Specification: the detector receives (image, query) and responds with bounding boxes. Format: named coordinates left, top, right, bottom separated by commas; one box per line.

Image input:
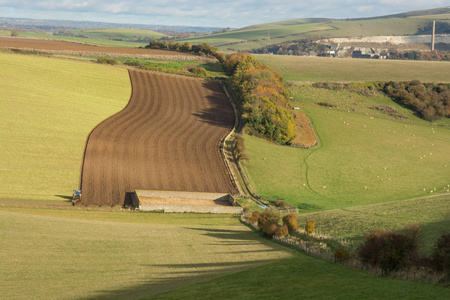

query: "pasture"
left=152, top=254, right=450, bottom=299
left=0, top=208, right=294, bottom=299
left=298, top=194, right=450, bottom=254
left=0, top=52, right=130, bottom=204
left=256, top=55, right=450, bottom=83
left=242, top=89, right=450, bottom=211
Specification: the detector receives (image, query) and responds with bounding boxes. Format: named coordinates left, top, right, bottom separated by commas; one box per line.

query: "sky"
left=0, top=1, right=447, bottom=28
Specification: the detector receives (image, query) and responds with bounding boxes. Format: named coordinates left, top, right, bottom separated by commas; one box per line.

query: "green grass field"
left=0, top=52, right=131, bottom=204
left=4, top=30, right=149, bottom=48
left=242, top=88, right=450, bottom=211
left=0, top=208, right=294, bottom=299
left=256, top=55, right=450, bottom=83
left=299, top=194, right=450, bottom=254
left=177, top=11, right=449, bottom=52
left=152, top=254, right=450, bottom=299
left=72, top=27, right=168, bottom=41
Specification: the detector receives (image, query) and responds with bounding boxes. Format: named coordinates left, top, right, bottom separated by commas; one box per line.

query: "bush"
left=247, top=211, right=260, bottom=224
left=96, top=57, right=118, bottom=65
left=257, top=208, right=280, bottom=228
left=189, top=67, right=207, bottom=77
left=431, top=233, right=450, bottom=273
left=335, top=247, right=350, bottom=262
left=358, top=226, right=422, bottom=274
left=305, top=219, right=315, bottom=235
left=282, top=213, right=299, bottom=233
left=261, top=218, right=279, bottom=237
left=274, top=225, right=289, bottom=237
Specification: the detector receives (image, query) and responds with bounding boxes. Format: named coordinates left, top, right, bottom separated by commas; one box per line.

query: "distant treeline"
left=145, top=40, right=225, bottom=61
left=313, top=81, right=450, bottom=121
left=224, top=52, right=295, bottom=144
left=252, top=39, right=328, bottom=56
left=388, top=50, right=450, bottom=61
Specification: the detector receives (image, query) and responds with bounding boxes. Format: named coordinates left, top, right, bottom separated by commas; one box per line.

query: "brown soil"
left=0, top=37, right=196, bottom=58
left=291, top=110, right=318, bottom=148
left=78, top=70, right=237, bottom=206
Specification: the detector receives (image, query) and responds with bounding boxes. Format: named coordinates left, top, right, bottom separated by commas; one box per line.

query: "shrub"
left=189, top=67, right=207, bottom=77
left=257, top=208, right=280, bottom=228
left=261, top=218, right=279, bottom=237
left=305, top=219, right=315, bottom=234
left=358, top=228, right=385, bottom=266
left=274, top=225, right=289, bottom=237
left=335, top=247, right=350, bottom=262
left=97, top=57, right=118, bottom=65
left=247, top=211, right=260, bottom=224
left=282, top=213, right=299, bottom=233
left=358, top=226, right=422, bottom=274
left=431, top=233, right=450, bottom=273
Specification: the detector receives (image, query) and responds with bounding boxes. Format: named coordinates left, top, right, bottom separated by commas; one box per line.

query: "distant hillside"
left=175, top=7, right=450, bottom=52
left=0, top=17, right=224, bottom=33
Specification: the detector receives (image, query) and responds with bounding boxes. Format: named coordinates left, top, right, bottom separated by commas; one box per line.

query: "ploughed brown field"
left=79, top=70, right=237, bottom=206
left=0, top=37, right=194, bottom=57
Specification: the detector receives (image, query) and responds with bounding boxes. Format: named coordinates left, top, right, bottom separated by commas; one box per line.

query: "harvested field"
left=0, top=37, right=200, bottom=59
left=79, top=70, right=237, bottom=206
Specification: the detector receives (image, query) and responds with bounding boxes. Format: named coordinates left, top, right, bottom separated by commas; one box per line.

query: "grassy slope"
left=298, top=194, right=450, bottom=254
left=243, top=88, right=450, bottom=211
left=152, top=255, right=450, bottom=300
left=72, top=27, right=168, bottom=40
left=0, top=208, right=294, bottom=299
left=177, top=9, right=450, bottom=52
left=1, top=31, right=149, bottom=48
left=256, top=55, right=450, bottom=83
left=0, top=52, right=131, bottom=203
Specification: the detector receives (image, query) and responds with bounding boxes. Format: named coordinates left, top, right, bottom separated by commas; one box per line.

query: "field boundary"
left=78, top=69, right=134, bottom=192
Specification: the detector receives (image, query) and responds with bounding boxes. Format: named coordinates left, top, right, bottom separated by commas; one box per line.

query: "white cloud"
left=0, top=0, right=447, bottom=27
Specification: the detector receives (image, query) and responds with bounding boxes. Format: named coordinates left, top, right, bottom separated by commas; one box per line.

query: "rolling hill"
left=176, top=7, right=450, bottom=52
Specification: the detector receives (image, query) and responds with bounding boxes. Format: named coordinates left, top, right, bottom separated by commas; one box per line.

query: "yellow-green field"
left=256, top=55, right=450, bottom=83
left=0, top=208, right=294, bottom=299
left=0, top=52, right=130, bottom=204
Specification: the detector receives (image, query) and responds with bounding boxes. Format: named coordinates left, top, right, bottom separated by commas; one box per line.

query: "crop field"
left=256, top=55, right=450, bottom=83
left=0, top=37, right=195, bottom=58
left=0, top=208, right=294, bottom=299
left=0, top=52, right=130, bottom=205
left=242, top=88, right=450, bottom=211
left=79, top=70, right=237, bottom=206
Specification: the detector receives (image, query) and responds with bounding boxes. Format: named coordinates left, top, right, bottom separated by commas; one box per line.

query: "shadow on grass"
left=78, top=227, right=292, bottom=300
left=79, top=258, right=281, bottom=300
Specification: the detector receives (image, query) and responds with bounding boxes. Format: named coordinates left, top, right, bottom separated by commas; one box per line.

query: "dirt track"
left=79, top=70, right=237, bottom=206
left=0, top=37, right=196, bottom=57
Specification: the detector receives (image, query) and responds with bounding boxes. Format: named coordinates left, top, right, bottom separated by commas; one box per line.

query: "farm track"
left=79, top=70, right=237, bottom=206
left=0, top=37, right=197, bottom=58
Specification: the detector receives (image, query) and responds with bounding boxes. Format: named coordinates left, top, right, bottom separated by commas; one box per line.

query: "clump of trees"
left=252, top=39, right=328, bottom=56
left=247, top=208, right=299, bottom=238
left=358, top=225, right=450, bottom=280
left=383, top=80, right=450, bottom=121
left=388, top=50, right=450, bottom=62
left=225, top=52, right=296, bottom=144
left=145, top=40, right=221, bottom=58
left=312, top=80, right=450, bottom=121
